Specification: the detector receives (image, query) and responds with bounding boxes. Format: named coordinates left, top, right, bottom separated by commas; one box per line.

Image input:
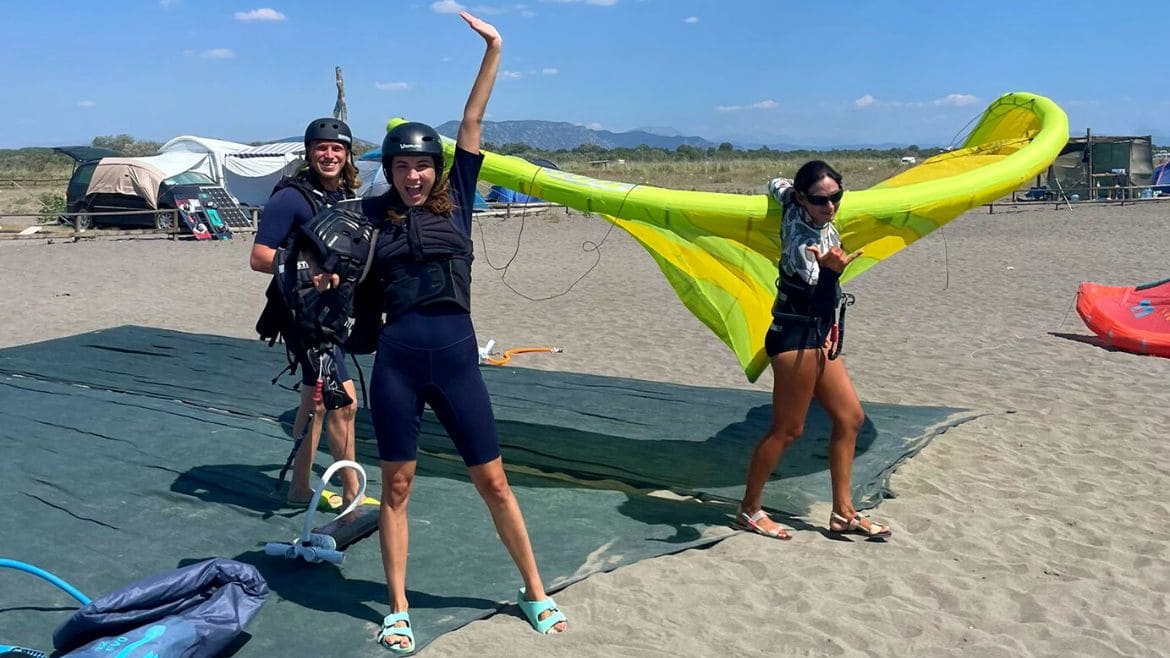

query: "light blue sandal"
left=377, top=611, right=415, bottom=655
left=517, top=587, right=567, bottom=635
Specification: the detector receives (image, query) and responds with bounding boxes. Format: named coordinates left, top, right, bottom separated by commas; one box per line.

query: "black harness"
left=772, top=198, right=856, bottom=360
left=254, top=175, right=381, bottom=410
left=373, top=205, right=473, bottom=322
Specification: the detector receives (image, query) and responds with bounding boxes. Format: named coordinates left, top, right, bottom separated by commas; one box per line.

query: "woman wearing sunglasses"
left=733, top=160, right=892, bottom=541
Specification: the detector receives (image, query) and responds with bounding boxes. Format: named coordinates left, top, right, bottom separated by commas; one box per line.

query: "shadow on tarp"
left=0, top=327, right=975, bottom=654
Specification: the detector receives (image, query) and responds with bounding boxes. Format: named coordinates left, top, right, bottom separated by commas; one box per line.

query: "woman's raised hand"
left=806, top=245, right=862, bottom=273
left=460, top=11, right=502, bottom=47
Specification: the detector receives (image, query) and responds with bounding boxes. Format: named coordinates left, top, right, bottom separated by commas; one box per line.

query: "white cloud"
left=500, top=70, right=524, bottom=79
left=934, top=93, right=978, bottom=107
left=376, top=82, right=411, bottom=91
left=234, top=8, right=285, bottom=21
left=542, top=67, right=558, bottom=75
left=586, top=122, right=603, bottom=130
left=716, top=99, right=777, bottom=112
left=683, top=16, right=698, bottom=23
left=471, top=4, right=505, bottom=14
left=160, top=0, right=180, bottom=8
left=78, top=100, right=96, bottom=108
left=431, top=0, right=465, bottom=12
left=854, top=92, right=978, bottom=110
left=521, top=9, right=536, bottom=17
left=200, top=48, right=236, bottom=59
left=540, top=0, right=617, bottom=5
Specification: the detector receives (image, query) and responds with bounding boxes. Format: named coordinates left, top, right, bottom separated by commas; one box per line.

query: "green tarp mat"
left=0, top=327, right=973, bottom=654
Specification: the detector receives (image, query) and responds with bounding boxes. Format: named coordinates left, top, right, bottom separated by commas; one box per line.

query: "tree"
left=675, top=144, right=701, bottom=161
left=91, top=134, right=161, bottom=156
left=499, top=142, right=530, bottom=156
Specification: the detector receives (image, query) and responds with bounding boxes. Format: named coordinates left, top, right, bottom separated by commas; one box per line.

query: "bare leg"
left=287, top=386, right=326, bottom=503
left=467, top=457, right=567, bottom=633
left=739, top=348, right=822, bottom=535
left=813, top=355, right=876, bottom=531
left=322, top=380, right=360, bottom=505
left=377, top=459, right=416, bottom=651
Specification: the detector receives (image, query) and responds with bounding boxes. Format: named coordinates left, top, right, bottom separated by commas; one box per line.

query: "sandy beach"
left=2, top=201, right=1169, bottom=656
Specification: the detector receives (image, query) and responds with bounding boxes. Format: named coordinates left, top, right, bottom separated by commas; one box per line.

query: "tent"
left=222, top=142, right=304, bottom=207
left=159, top=136, right=303, bottom=207
left=1154, top=160, right=1170, bottom=194
left=1045, top=135, right=1154, bottom=199
left=86, top=158, right=171, bottom=209
left=85, top=154, right=212, bottom=207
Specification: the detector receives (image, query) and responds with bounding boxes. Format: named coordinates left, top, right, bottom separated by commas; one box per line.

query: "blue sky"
left=2, top=0, right=1167, bottom=149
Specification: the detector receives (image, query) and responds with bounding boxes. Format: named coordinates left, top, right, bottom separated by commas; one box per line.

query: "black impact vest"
left=374, top=206, right=473, bottom=322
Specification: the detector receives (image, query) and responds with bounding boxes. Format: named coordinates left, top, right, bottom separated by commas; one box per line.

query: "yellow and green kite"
left=391, top=91, right=1069, bottom=381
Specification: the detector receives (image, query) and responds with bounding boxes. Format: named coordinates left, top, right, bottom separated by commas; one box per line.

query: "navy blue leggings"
left=369, top=308, right=500, bottom=466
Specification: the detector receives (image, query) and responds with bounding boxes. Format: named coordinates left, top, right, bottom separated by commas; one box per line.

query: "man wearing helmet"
left=249, top=117, right=362, bottom=509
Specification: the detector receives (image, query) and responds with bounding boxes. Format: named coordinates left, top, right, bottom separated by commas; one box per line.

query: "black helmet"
left=304, top=117, right=353, bottom=151
left=381, top=122, right=444, bottom=173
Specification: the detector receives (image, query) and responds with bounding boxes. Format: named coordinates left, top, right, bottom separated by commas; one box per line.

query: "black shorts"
left=764, top=320, right=830, bottom=356
left=295, top=343, right=351, bottom=386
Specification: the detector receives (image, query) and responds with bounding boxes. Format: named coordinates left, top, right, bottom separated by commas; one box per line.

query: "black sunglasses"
left=802, top=189, right=844, bottom=206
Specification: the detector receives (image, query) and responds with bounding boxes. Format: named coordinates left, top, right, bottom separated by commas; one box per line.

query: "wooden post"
left=333, top=67, right=347, bottom=123
left=1086, top=128, right=1093, bottom=200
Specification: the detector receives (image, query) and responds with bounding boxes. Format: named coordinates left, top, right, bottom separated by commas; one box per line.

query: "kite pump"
left=263, top=459, right=368, bottom=565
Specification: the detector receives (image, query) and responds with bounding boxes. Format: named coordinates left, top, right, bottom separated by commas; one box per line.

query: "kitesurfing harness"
left=266, top=204, right=379, bottom=493
left=772, top=274, right=855, bottom=360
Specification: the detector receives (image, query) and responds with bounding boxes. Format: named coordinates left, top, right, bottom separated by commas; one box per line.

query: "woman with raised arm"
left=342, top=12, right=567, bottom=653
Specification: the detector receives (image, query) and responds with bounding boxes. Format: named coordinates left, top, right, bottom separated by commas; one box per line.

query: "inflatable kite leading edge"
left=389, top=91, right=1069, bottom=381
left=1077, top=279, right=1170, bottom=358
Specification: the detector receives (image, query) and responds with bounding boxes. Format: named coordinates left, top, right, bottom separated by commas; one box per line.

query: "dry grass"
left=0, top=156, right=911, bottom=232
left=0, top=183, right=61, bottom=231
left=537, top=157, right=905, bottom=194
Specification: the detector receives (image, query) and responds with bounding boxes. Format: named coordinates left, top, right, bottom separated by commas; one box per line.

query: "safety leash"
left=827, top=293, right=856, bottom=361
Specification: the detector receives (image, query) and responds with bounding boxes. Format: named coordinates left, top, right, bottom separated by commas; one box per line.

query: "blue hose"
left=0, top=558, right=90, bottom=605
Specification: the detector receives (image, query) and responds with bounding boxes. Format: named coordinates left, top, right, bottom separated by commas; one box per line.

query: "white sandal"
left=731, top=508, right=792, bottom=540
left=829, top=511, right=891, bottom=539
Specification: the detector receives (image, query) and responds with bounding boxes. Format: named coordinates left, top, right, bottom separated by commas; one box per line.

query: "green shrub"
left=38, top=191, right=66, bottom=219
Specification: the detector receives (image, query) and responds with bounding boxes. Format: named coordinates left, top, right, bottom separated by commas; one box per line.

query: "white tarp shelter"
left=159, top=136, right=304, bottom=206
left=223, top=142, right=305, bottom=207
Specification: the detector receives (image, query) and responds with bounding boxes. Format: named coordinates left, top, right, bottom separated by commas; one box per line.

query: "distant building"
left=1044, top=135, right=1153, bottom=200
left=900, top=156, right=917, bottom=165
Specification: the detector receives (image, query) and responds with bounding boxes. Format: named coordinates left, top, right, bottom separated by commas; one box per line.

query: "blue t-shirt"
left=254, top=177, right=351, bottom=249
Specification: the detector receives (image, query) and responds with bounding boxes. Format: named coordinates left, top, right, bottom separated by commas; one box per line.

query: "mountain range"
left=344, top=122, right=1170, bottom=154
left=434, top=119, right=720, bottom=151
left=431, top=120, right=930, bottom=152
